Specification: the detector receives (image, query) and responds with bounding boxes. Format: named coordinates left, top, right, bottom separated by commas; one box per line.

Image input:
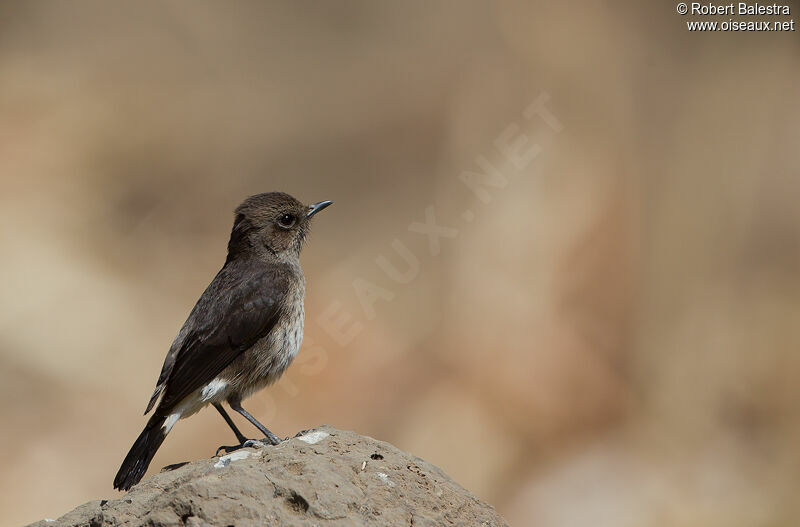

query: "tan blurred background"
left=2, top=1, right=800, bottom=525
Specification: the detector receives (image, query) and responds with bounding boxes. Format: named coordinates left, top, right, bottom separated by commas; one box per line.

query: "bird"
left=113, top=192, right=332, bottom=491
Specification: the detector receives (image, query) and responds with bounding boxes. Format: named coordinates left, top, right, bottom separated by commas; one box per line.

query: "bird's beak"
left=306, top=200, right=333, bottom=218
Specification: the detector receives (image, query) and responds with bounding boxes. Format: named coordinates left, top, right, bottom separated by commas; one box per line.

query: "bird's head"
left=227, top=192, right=332, bottom=262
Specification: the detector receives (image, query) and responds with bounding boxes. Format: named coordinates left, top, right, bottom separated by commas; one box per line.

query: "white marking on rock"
left=214, top=449, right=260, bottom=468
left=297, top=430, right=329, bottom=444
left=376, top=472, right=396, bottom=487
left=162, top=412, right=181, bottom=433
left=200, top=379, right=228, bottom=401
left=45, top=520, right=55, bottom=523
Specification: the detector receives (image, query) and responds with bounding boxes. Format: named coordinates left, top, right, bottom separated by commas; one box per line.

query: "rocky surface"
left=29, top=425, right=507, bottom=526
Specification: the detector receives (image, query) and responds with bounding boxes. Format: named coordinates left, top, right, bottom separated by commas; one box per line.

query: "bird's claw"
left=243, top=432, right=281, bottom=448
left=262, top=431, right=282, bottom=445
left=216, top=432, right=282, bottom=456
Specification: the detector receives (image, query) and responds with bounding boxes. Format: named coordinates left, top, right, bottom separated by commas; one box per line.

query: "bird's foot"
left=254, top=431, right=282, bottom=446
left=242, top=436, right=281, bottom=448
left=238, top=434, right=282, bottom=449
left=215, top=432, right=282, bottom=455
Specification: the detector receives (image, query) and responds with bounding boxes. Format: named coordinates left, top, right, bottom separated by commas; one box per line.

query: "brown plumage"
left=114, top=192, right=332, bottom=491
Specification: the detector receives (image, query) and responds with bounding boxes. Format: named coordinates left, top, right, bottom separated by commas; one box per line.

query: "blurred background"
left=1, top=1, right=799, bottom=525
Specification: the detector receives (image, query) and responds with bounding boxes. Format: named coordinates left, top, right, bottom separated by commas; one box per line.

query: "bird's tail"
left=113, top=414, right=169, bottom=491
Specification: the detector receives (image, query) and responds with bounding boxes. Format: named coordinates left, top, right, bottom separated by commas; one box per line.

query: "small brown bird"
left=114, top=192, right=332, bottom=491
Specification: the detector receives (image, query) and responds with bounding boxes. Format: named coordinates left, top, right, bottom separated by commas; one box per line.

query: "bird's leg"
left=213, top=403, right=248, bottom=444
left=213, top=403, right=253, bottom=455
left=229, top=399, right=282, bottom=446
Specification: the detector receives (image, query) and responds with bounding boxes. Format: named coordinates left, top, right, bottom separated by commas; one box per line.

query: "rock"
left=29, top=425, right=507, bottom=526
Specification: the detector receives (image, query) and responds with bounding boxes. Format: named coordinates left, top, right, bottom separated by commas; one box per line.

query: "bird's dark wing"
left=144, top=323, right=191, bottom=414
left=151, top=259, right=290, bottom=415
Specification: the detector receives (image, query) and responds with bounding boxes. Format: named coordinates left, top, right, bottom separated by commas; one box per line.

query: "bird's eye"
left=277, top=213, right=297, bottom=229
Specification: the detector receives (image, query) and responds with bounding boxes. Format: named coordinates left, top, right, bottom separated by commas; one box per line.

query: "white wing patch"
left=201, top=379, right=228, bottom=402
